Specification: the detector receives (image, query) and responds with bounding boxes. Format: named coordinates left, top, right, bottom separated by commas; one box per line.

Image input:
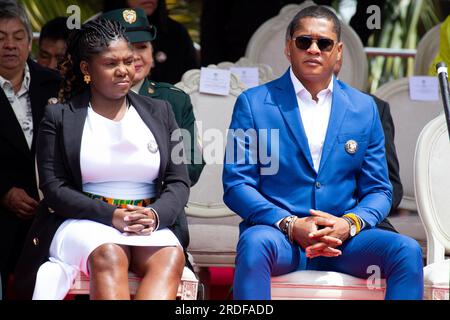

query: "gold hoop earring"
left=84, top=75, right=91, bottom=84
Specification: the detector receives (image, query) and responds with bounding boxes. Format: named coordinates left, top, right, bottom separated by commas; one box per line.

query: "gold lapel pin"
left=345, top=140, right=358, bottom=154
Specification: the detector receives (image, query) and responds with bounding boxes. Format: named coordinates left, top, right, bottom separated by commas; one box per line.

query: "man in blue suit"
left=222, top=5, right=423, bottom=300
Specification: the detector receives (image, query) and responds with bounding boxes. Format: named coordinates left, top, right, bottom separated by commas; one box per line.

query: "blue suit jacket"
left=222, top=70, right=392, bottom=234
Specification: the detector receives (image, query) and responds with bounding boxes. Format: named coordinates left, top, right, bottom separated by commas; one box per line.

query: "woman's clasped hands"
left=112, top=205, right=156, bottom=236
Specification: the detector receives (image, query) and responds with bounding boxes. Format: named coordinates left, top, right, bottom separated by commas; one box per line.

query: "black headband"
left=126, top=25, right=157, bottom=37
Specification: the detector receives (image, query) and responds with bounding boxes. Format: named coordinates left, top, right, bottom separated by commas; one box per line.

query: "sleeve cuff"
left=275, top=218, right=283, bottom=230
left=359, top=216, right=367, bottom=230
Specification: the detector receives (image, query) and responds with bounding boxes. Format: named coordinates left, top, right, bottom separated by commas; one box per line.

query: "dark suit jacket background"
left=372, top=95, right=403, bottom=232
left=0, top=59, right=61, bottom=294
left=149, top=16, right=200, bottom=84
left=13, top=90, right=191, bottom=299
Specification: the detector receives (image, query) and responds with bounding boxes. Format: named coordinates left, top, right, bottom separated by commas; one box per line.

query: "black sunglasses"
left=292, top=35, right=335, bottom=52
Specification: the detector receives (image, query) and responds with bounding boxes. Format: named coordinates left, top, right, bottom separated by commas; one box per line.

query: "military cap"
left=99, top=8, right=156, bottom=43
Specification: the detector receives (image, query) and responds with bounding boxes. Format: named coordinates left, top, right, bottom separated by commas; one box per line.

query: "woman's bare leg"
left=88, top=243, right=131, bottom=300
left=130, top=246, right=185, bottom=300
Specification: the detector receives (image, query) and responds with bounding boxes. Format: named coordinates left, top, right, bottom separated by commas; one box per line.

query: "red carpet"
left=202, top=267, right=234, bottom=300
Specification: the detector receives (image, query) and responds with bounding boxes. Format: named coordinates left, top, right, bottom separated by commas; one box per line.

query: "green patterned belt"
left=84, top=192, right=154, bottom=208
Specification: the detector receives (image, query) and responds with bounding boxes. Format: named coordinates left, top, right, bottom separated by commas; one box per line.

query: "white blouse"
left=80, top=104, right=160, bottom=199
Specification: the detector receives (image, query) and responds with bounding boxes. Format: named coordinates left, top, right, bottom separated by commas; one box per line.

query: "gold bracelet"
left=343, top=213, right=361, bottom=234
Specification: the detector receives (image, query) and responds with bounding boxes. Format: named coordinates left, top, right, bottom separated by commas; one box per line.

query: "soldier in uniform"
left=103, top=0, right=199, bottom=84
left=100, top=8, right=205, bottom=187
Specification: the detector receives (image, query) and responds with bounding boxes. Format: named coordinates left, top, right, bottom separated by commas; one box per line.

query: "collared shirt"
left=130, top=78, right=145, bottom=94
left=0, top=64, right=33, bottom=149
left=290, top=68, right=333, bottom=172
left=276, top=70, right=333, bottom=229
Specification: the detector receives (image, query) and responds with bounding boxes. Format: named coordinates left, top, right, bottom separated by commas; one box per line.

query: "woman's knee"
left=88, top=243, right=129, bottom=273
left=164, top=246, right=185, bottom=272
left=144, top=246, right=185, bottom=273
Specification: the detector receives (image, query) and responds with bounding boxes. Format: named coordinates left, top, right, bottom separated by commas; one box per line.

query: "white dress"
left=32, top=104, right=180, bottom=300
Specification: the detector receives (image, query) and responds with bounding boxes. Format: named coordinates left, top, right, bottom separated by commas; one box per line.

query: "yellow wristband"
left=343, top=213, right=361, bottom=233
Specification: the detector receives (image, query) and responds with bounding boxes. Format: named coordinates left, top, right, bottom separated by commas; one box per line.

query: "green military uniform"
left=139, top=78, right=205, bottom=186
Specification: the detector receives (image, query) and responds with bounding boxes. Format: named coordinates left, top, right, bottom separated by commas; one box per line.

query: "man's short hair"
left=39, top=17, right=70, bottom=46
left=286, top=5, right=341, bottom=41
left=0, top=0, right=33, bottom=42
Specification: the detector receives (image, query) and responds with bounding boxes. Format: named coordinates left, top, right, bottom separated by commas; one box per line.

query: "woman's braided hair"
left=58, top=18, right=129, bottom=102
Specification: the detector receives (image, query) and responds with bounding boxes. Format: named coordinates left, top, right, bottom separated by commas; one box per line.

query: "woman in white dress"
left=13, top=19, right=191, bottom=300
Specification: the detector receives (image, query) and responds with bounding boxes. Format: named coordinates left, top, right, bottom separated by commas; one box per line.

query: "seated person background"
left=222, top=5, right=423, bottom=300
left=0, top=0, right=61, bottom=298
left=14, top=18, right=190, bottom=300
left=37, top=16, right=70, bottom=72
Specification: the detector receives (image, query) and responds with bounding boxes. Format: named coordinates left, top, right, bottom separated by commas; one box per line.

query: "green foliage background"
left=366, top=0, right=442, bottom=92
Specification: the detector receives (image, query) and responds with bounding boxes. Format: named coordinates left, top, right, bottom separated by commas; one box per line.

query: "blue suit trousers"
left=233, top=225, right=423, bottom=300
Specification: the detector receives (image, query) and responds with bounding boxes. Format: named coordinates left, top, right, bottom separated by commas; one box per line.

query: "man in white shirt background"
left=0, top=0, right=61, bottom=298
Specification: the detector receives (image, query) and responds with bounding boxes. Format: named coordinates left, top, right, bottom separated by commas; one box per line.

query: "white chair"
left=245, top=1, right=368, bottom=90
left=69, top=268, right=198, bottom=300
left=175, top=68, right=246, bottom=269
left=414, top=23, right=441, bottom=75
left=271, top=270, right=385, bottom=300
left=375, top=78, right=442, bottom=211
left=217, top=57, right=276, bottom=86
left=414, top=114, right=450, bottom=300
